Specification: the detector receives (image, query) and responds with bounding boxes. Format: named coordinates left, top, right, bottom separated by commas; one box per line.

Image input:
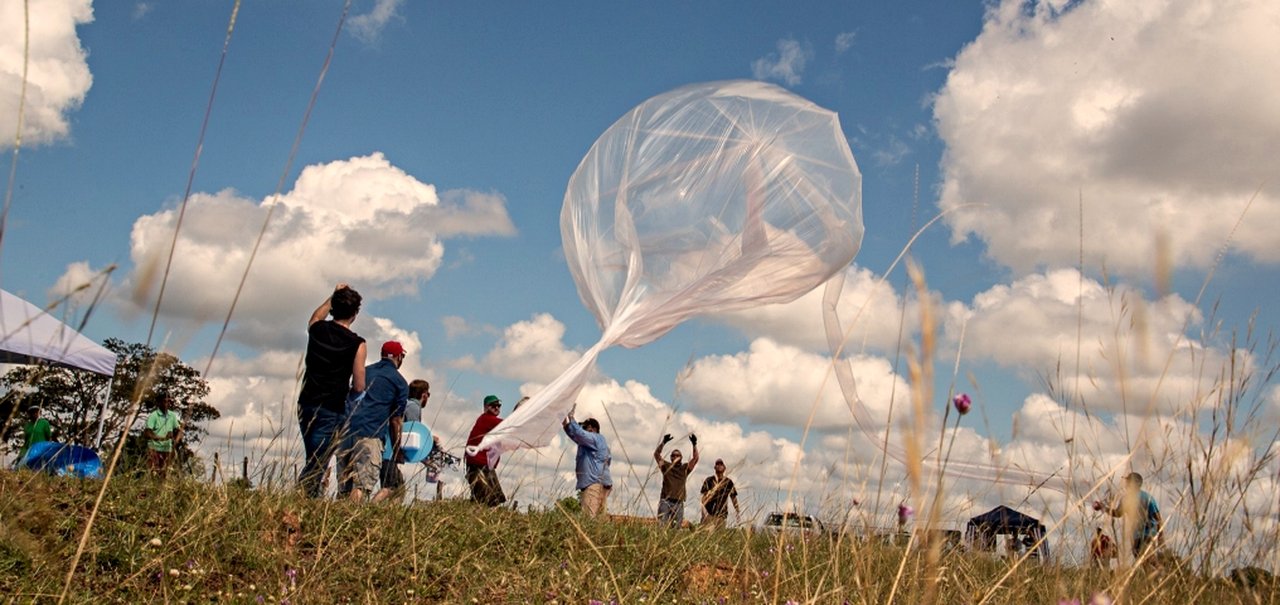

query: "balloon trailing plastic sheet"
left=475, top=80, right=864, bottom=460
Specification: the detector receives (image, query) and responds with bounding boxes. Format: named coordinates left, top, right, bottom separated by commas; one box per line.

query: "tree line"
left=1, top=338, right=219, bottom=474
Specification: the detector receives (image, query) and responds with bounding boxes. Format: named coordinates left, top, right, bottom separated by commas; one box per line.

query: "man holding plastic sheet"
left=143, top=394, right=183, bottom=477
left=699, top=458, right=741, bottom=529
left=465, top=395, right=507, bottom=506
left=298, top=284, right=368, bottom=498
left=340, top=340, right=409, bottom=502
left=1095, top=472, right=1162, bottom=559
left=562, top=411, right=612, bottom=517
left=654, top=432, right=699, bottom=527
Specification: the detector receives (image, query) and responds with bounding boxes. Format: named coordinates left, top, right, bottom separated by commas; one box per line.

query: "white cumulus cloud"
left=676, top=337, right=909, bottom=434
left=751, top=38, right=811, bottom=86
left=933, top=0, right=1280, bottom=275
left=348, top=0, right=404, bottom=44
left=464, top=313, right=585, bottom=383
left=951, top=268, right=1246, bottom=417
left=111, top=152, right=514, bottom=349
left=0, top=0, right=93, bottom=148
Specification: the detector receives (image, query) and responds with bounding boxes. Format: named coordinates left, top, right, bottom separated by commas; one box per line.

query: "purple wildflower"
left=953, top=393, right=972, bottom=415
left=897, top=503, right=914, bottom=524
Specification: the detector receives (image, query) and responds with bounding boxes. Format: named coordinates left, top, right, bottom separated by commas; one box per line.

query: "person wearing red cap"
left=338, top=340, right=409, bottom=501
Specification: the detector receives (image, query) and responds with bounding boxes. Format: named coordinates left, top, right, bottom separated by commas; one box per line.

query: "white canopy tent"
left=0, top=288, right=117, bottom=376
left=1, top=288, right=119, bottom=449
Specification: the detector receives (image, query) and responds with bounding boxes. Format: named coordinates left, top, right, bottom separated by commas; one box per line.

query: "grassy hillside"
left=1, top=472, right=1275, bottom=604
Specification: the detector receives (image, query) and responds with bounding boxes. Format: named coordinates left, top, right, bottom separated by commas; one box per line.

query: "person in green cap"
left=464, top=394, right=506, bottom=506
left=143, top=393, right=183, bottom=477
left=17, top=405, right=55, bottom=465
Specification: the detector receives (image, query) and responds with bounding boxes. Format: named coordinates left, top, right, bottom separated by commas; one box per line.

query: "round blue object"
left=22, top=441, right=103, bottom=479
left=384, top=421, right=433, bottom=463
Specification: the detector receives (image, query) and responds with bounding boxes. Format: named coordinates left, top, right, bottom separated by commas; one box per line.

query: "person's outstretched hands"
left=689, top=433, right=698, bottom=446
left=661, top=433, right=673, bottom=445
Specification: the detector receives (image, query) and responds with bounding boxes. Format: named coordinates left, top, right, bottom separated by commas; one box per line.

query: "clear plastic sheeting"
left=476, top=80, right=863, bottom=459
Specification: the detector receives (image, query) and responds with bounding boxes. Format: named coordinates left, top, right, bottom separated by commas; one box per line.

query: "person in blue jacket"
left=562, top=411, right=612, bottom=517
left=1098, top=472, right=1162, bottom=558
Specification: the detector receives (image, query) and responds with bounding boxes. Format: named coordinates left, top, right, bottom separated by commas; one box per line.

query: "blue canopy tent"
left=965, top=505, right=1050, bottom=559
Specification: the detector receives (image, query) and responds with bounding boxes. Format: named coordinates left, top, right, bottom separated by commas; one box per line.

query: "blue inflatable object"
left=21, top=441, right=103, bottom=479
left=383, top=421, right=433, bottom=463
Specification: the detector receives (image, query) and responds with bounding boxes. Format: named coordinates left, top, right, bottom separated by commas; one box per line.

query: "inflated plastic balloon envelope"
left=475, top=80, right=863, bottom=459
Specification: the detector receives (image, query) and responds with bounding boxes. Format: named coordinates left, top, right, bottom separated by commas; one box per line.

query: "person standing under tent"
left=562, top=412, right=612, bottom=517
left=464, top=395, right=506, bottom=506
left=654, top=432, right=699, bottom=527
left=699, top=458, right=741, bottom=528
left=143, top=394, right=183, bottom=477
left=16, top=405, right=55, bottom=466
left=297, top=284, right=367, bottom=498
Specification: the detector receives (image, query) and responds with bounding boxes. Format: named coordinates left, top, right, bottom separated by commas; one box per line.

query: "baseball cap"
left=714, top=458, right=725, bottom=466
left=483, top=395, right=501, bottom=406
left=381, top=341, right=405, bottom=356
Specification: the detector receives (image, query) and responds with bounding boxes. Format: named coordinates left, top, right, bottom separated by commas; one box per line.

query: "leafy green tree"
left=1, top=338, right=219, bottom=470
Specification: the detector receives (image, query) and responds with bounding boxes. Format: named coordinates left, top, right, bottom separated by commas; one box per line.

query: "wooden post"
left=436, top=480, right=443, bottom=501
left=242, top=456, right=249, bottom=484
left=211, top=452, right=219, bottom=483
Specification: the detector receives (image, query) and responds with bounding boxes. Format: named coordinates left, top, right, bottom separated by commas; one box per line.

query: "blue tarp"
left=21, top=441, right=103, bottom=479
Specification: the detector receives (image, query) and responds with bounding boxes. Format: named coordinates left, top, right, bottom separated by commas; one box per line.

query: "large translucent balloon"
left=476, top=80, right=863, bottom=459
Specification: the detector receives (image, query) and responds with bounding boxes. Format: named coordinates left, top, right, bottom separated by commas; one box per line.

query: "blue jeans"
left=298, top=407, right=343, bottom=498
left=658, top=498, right=684, bottom=527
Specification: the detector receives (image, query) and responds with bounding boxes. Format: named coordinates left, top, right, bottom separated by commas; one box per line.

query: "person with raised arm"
left=654, top=432, right=699, bottom=527
left=297, top=284, right=367, bottom=498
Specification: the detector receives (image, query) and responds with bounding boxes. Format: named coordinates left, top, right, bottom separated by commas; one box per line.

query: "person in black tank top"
left=297, top=284, right=368, bottom=498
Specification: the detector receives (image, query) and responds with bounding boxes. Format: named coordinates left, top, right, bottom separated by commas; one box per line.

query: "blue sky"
left=5, top=0, right=1280, bottom=559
